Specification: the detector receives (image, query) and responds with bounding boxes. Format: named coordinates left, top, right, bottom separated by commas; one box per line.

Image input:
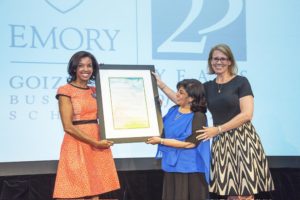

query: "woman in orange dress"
left=53, top=51, right=120, bottom=200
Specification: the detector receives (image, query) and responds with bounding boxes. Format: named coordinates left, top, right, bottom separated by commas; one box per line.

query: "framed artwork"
left=95, top=64, right=163, bottom=143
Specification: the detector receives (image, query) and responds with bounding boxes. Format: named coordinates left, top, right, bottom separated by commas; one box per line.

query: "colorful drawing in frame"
left=109, top=77, right=150, bottom=129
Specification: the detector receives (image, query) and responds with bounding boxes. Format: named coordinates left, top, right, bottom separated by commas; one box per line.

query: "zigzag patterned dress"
left=204, top=76, right=274, bottom=196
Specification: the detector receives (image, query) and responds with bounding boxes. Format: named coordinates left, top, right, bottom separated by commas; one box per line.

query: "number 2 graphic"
left=157, top=0, right=243, bottom=54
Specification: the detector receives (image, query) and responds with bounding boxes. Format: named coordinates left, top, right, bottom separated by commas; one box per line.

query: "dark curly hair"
left=66, top=51, right=99, bottom=83
left=176, top=79, right=207, bottom=113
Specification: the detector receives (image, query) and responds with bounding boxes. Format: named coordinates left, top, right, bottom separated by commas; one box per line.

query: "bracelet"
left=217, top=125, right=223, bottom=134
left=160, top=138, right=164, bottom=145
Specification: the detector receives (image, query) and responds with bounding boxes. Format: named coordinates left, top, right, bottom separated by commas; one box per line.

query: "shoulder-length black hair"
left=67, top=51, right=99, bottom=83
left=176, top=79, right=207, bottom=113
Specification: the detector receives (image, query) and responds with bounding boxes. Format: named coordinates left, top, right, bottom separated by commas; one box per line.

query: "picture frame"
left=95, top=64, right=163, bottom=143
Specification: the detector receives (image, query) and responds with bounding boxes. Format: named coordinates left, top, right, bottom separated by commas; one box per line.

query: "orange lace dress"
left=53, top=84, right=120, bottom=199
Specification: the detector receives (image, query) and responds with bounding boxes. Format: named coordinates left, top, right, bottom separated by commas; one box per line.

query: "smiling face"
left=75, top=57, right=93, bottom=83
left=210, top=50, right=232, bottom=76
left=176, top=86, right=193, bottom=108
left=207, top=44, right=237, bottom=76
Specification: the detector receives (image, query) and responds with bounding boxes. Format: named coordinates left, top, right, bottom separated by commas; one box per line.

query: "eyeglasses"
left=211, top=57, right=229, bottom=63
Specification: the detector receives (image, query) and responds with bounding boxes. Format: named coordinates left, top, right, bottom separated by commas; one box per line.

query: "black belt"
left=72, top=119, right=98, bottom=125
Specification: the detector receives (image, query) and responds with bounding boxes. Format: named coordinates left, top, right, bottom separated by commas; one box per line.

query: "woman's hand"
left=196, top=126, right=219, bottom=141
left=151, top=72, right=177, bottom=103
left=151, top=72, right=166, bottom=89
left=94, top=140, right=114, bottom=148
left=146, top=136, right=161, bottom=145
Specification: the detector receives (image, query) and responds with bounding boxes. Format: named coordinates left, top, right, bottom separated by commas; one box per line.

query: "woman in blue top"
left=147, top=79, right=210, bottom=200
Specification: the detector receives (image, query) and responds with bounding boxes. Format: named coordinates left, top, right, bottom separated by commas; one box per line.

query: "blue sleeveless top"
left=156, top=106, right=210, bottom=183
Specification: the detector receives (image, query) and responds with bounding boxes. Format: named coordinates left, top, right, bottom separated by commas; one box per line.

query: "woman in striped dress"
left=153, top=44, right=274, bottom=200
left=196, top=44, right=274, bottom=200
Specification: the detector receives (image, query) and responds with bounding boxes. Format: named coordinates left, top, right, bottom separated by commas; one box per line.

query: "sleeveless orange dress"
left=53, top=84, right=120, bottom=198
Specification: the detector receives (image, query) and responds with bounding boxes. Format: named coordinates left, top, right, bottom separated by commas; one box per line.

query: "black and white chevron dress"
left=204, top=76, right=274, bottom=196
left=209, top=122, right=274, bottom=195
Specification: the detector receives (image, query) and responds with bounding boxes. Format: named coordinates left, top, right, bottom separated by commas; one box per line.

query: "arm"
left=196, top=95, right=254, bottom=140
left=146, top=112, right=207, bottom=148
left=146, top=136, right=196, bottom=148
left=58, top=96, right=113, bottom=148
left=219, top=95, right=253, bottom=132
left=152, top=72, right=177, bottom=103
left=186, top=111, right=207, bottom=145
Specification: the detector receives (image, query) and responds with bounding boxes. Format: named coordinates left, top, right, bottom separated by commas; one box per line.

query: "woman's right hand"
left=151, top=72, right=166, bottom=89
left=196, top=126, right=219, bottom=141
left=94, top=140, right=114, bottom=148
left=152, top=71, right=177, bottom=103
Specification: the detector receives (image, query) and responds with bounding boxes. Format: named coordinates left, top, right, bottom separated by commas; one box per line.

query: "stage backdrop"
left=0, top=0, right=299, bottom=166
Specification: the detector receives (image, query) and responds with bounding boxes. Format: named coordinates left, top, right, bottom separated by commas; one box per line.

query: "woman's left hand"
left=196, top=126, right=219, bottom=141
left=146, top=136, right=161, bottom=145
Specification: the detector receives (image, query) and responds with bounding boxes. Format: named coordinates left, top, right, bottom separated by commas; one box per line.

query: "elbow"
left=244, top=112, right=253, bottom=122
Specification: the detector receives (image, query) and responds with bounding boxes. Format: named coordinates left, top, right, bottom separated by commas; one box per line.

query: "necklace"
left=174, top=113, right=183, bottom=121
left=70, top=82, right=89, bottom=89
left=217, top=84, right=223, bottom=93
left=216, top=75, right=235, bottom=93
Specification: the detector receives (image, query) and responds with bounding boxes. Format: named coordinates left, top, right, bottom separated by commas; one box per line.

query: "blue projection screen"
left=1, top=0, right=300, bottom=174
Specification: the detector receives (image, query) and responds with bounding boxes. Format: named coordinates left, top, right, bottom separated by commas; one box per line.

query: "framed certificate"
left=95, top=64, right=163, bottom=143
